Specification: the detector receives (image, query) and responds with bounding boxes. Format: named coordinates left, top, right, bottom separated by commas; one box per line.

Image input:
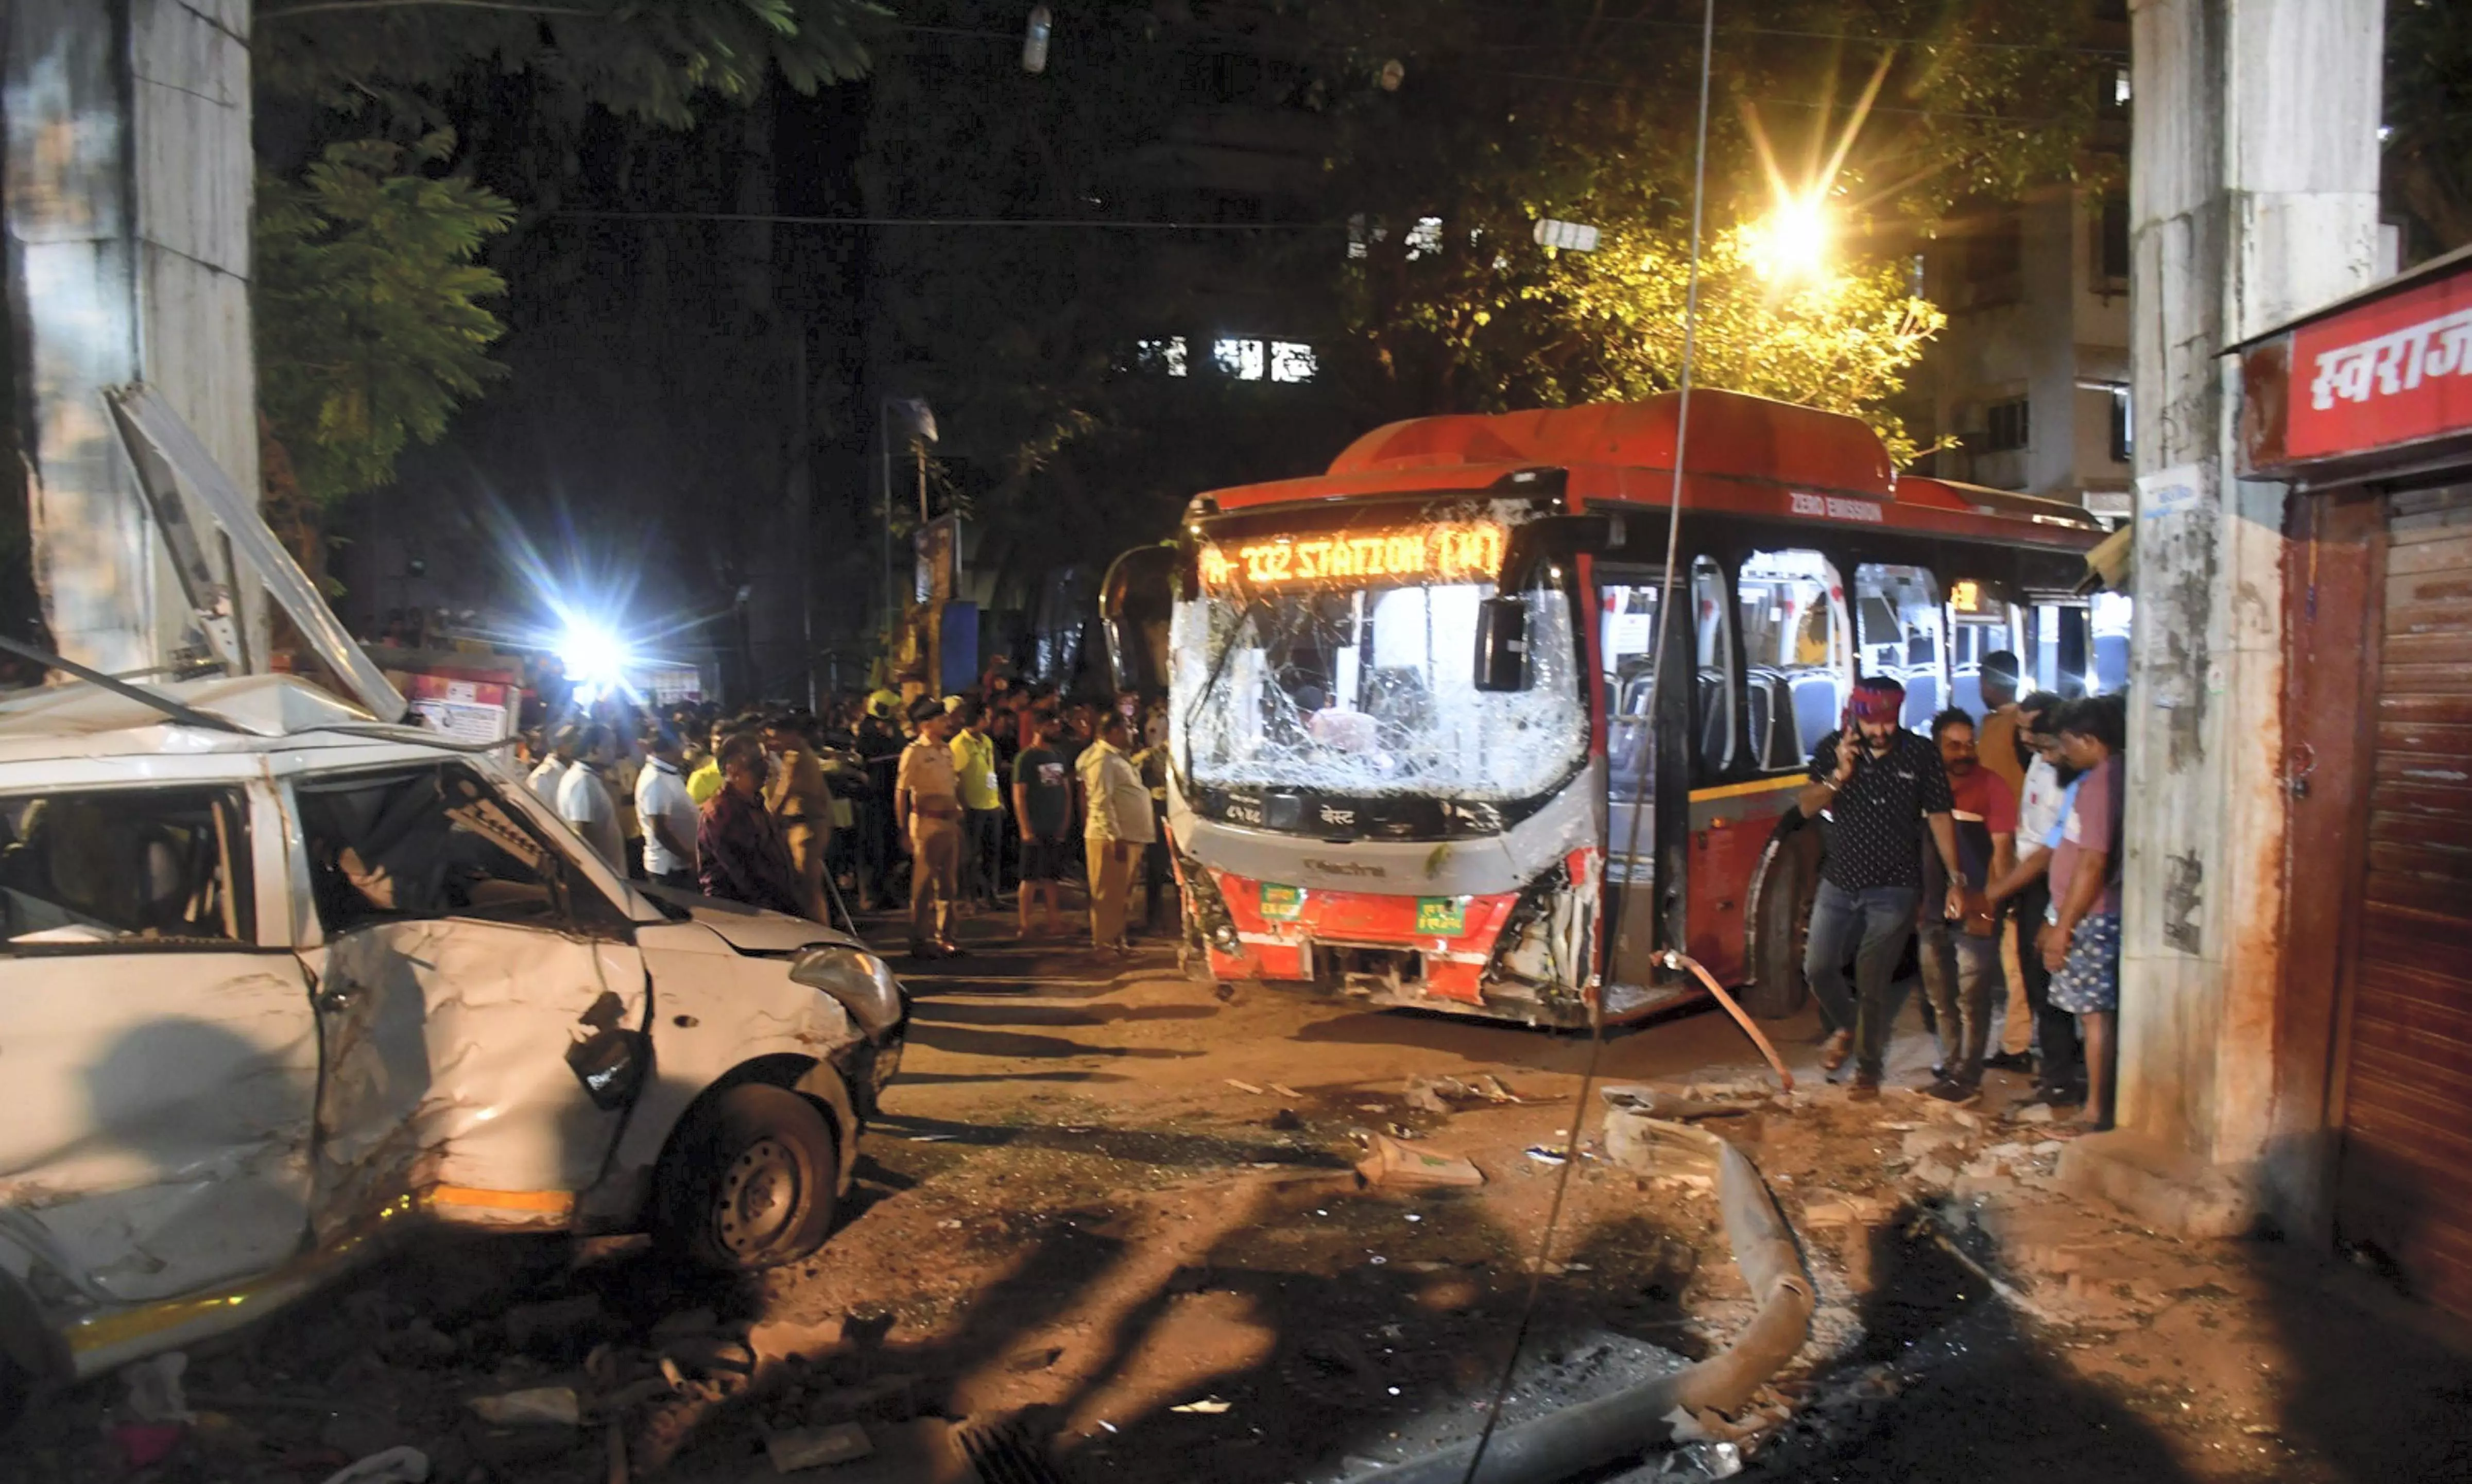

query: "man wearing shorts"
left=2043, top=696, right=2126, bottom=1130
left=1011, top=711, right=1074, bottom=938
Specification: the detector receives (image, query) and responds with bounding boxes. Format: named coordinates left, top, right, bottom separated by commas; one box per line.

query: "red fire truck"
left=1105, top=389, right=2113, bottom=1027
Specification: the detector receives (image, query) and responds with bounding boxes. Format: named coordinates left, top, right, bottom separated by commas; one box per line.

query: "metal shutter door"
left=2336, top=482, right=2472, bottom=1320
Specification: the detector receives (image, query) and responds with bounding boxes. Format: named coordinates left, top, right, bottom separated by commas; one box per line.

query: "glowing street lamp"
left=1744, top=193, right=1832, bottom=285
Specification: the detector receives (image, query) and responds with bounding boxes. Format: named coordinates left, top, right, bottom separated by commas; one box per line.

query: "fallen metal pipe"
left=1346, top=1127, right=1813, bottom=1484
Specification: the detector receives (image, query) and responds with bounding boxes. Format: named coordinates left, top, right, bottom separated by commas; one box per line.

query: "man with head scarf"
left=1796, top=676, right=1964, bottom=1100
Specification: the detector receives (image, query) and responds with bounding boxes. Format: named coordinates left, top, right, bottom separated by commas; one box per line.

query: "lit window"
left=1213, top=338, right=1265, bottom=381
left=1347, top=214, right=1371, bottom=261
left=1269, top=342, right=1317, bottom=383
left=1405, top=215, right=1444, bottom=261
left=2113, top=68, right=2131, bottom=107
left=1136, top=336, right=1189, bottom=377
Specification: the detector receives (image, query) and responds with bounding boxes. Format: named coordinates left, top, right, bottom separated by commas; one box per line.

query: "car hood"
left=640, top=886, right=859, bottom=956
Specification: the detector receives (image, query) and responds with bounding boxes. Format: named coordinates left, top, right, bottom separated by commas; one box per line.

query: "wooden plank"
left=2346, top=1040, right=2472, bottom=1110
left=2385, top=540, right=2472, bottom=576
left=2354, top=957, right=2472, bottom=1011
left=2386, top=574, right=2472, bottom=612
left=2363, top=867, right=2472, bottom=918
left=2377, top=663, right=2472, bottom=694
left=2371, top=719, right=2472, bottom=757
left=2380, top=632, right=2472, bottom=667
left=2366, top=800, right=2472, bottom=840
left=2388, top=485, right=2472, bottom=517
left=2378, top=693, right=2472, bottom=727
left=2360, top=901, right=2472, bottom=960
left=2364, top=839, right=2472, bottom=883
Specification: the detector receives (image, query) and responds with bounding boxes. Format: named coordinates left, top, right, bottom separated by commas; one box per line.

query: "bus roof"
left=1199, top=388, right=2104, bottom=551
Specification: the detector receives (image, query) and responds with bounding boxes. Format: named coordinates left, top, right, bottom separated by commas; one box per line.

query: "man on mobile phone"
left=1796, top=677, right=1964, bottom=1100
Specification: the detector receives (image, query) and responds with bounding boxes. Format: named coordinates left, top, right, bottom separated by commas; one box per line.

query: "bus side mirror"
left=1474, top=595, right=1531, bottom=692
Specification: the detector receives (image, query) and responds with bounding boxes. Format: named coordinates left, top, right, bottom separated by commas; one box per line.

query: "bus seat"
left=1952, top=667, right=1984, bottom=718
left=1696, top=668, right=1730, bottom=766
left=1902, top=670, right=1939, bottom=727
left=1790, top=670, right=1840, bottom=754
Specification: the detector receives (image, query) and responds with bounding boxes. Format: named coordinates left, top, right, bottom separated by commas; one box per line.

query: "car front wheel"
left=658, top=1084, right=840, bottom=1271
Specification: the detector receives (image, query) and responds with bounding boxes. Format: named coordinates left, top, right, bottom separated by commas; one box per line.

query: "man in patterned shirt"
left=1797, top=676, right=1966, bottom=1099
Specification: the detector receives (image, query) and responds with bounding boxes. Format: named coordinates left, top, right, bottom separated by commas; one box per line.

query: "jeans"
left=1918, top=919, right=1998, bottom=1086
left=2015, top=878, right=2082, bottom=1091
left=961, top=808, right=1004, bottom=905
left=1804, top=879, right=1919, bottom=1079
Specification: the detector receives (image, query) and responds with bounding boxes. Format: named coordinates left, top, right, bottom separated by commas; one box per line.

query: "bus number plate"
left=1415, top=898, right=1467, bottom=935
left=1261, top=884, right=1304, bottom=921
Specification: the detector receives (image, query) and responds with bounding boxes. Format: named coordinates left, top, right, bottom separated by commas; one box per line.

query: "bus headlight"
left=1177, top=850, right=1244, bottom=955
left=789, top=946, right=908, bottom=1040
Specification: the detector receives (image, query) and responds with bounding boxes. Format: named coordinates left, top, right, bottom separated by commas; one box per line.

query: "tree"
left=255, top=134, right=515, bottom=505
left=250, top=0, right=882, bottom=509
left=2387, top=0, right=2472, bottom=253
left=1311, top=1, right=2109, bottom=453
left=1360, top=219, right=1946, bottom=460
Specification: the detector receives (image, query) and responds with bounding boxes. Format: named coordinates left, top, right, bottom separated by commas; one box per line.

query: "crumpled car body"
left=0, top=676, right=905, bottom=1396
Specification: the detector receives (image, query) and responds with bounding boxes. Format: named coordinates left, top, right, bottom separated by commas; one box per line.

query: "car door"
left=286, top=762, right=648, bottom=1238
left=0, top=780, right=320, bottom=1304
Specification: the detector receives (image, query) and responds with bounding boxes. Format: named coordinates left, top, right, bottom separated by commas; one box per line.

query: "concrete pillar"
left=2066, top=0, right=2383, bottom=1233
left=3, top=0, right=259, bottom=673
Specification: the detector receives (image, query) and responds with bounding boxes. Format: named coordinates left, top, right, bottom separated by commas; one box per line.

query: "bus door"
left=1595, top=559, right=1724, bottom=1008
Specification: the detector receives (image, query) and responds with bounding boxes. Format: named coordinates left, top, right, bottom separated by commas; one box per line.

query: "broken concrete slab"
left=766, top=1422, right=872, bottom=1473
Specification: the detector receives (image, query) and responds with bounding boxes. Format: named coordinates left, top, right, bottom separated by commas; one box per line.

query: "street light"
left=1743, top=192, right=1832, bottom=285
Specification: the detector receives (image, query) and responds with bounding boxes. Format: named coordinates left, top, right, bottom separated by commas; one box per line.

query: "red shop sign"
left=2287, top=264, right=2472, bottom=464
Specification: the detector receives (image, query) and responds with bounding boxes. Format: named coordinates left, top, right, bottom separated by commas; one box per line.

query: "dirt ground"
left=14, top=904, right=2472, bottom=1484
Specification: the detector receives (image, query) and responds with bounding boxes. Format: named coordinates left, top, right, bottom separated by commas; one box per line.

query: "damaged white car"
left=0, top=674, right=907, bottom=1420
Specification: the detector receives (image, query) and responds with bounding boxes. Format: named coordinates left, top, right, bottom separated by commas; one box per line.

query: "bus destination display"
left=1199, top=520, right=1506, bottom=590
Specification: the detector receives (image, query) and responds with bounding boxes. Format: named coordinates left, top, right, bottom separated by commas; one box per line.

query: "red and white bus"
left=1105, top=389, right=2113, bottom=1027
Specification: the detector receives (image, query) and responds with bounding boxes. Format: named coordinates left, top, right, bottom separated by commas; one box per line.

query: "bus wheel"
left=1745, top=827, right=1821, bottom=1019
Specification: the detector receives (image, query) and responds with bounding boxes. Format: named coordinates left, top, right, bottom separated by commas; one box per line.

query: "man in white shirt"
left=556, top=724, right=627, bottom=871
left=1077, top=712, right=1155, bottom=954
left=1985, top=693, right=2084, bottom=1103
left=635, top=727, right=699, bottom=889
left=527, top=724, right=579, bottom=807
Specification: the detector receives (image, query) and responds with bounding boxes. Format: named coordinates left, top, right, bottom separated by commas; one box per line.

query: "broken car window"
left=0, top=786, right=252, bottom=949
left=297, top=765, right=573, bottom=934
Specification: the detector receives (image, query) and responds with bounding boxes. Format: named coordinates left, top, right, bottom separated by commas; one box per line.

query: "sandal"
left=1819, top=1029, right=1854, bottom=1073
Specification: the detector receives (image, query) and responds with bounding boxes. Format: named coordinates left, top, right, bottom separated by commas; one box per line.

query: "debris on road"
left=317, top=1445, right=432, bottom=1484
left=1170, top=1396, right=1232, bottom=1413
left=766, top=1421, right=874, bottom=1472
left=1226, top=1078, right=1266, bottom=1094
left=1525, top=1145, right=1570, bottom=1166
left=1357, top=1133, right=1485, bottom=1187
left=468, top=1386, right=581, bottom=1427
left=120, top=1351, right=193, bottom=1423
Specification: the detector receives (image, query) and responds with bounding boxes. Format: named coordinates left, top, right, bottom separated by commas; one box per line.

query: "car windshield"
left=1171, top=572, right=1587, bottom=803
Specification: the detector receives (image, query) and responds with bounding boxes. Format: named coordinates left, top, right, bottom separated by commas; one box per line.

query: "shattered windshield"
left=1172, top=566, right=1587, bottom=805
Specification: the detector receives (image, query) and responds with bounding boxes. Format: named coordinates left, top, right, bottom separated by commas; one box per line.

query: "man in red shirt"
left=1917, top=708, right=2019, bottom=1103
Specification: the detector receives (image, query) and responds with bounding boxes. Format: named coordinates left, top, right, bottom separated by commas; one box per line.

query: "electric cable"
left=1453, top=0, right=1717, bottom=1479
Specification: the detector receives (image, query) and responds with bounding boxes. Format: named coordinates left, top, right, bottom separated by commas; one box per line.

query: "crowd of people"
left=1797, top=652, right=2128, bottom=1130
left=507, top=670, right=1183, bottom=963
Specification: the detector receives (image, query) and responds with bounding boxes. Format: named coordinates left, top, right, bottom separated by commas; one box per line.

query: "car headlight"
left=789, top=946, right=908, bottom=1040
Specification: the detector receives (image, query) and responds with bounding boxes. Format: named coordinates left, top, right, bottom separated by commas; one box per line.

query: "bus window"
left=1945, top=578, right=2016, bottom=717
left=1600, top=580, right=1660, bottom=802
left=2090, top=592, right=2132, bottom=694
left=1692, top=557, right=1736, bottom=777
left=2022, top=602, right=2093, bottom=697
left=1737, top=549, right=1846, bottom=770
left=1855, top=564, right=1945, bottom=729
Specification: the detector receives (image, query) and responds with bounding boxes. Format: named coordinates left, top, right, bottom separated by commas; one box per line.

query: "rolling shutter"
left=2336, top=481, right=2472, bottom=1320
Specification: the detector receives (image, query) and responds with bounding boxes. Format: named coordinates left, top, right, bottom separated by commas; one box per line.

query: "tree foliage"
left=2387, top=0, right=2472, bottom=252
left=255, top=134, right=514, bottom=504
left=1362, top=219, right=1947, bottom=461
left=1313, top=1, right=2107, bottom=454
left=255, top=0, right=878, bottom=129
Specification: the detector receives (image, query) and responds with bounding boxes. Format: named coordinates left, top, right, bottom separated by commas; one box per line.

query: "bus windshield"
left=1172, top=574, right=1587, bottom=804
